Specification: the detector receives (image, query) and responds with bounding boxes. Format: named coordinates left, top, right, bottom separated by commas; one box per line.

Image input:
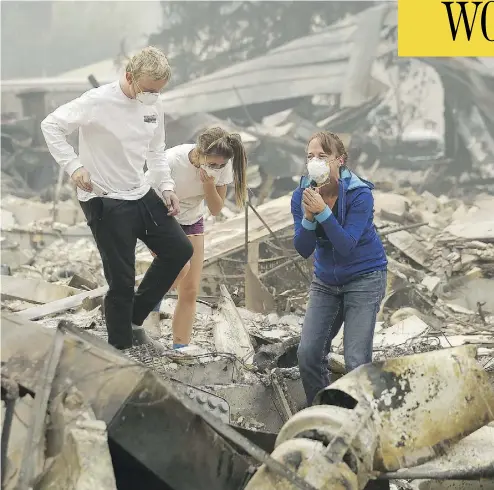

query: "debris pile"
left=2, top=187, right=493, bottom=377
left=2, top=314, right=494, bottom=490
left=1, top=175, right=493, bottom=490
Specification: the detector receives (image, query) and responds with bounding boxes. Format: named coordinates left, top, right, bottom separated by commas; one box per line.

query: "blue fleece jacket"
left=291, top=169, right=387, bottom=286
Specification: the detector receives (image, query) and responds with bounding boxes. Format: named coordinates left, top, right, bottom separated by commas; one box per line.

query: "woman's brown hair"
left=307, top=131, right=348, bottom=165
left=196, top=127, right=247, bottom=207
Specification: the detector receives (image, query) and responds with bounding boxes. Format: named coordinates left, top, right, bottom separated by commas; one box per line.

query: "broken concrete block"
left=1, top=196, right=85, bottom=227
left=389, top=307, right=424, bottom=326
left=39, top=400, right=117, bottom=490
left=387, top=230, right=430, bottom=268
left=1, top=208, right=16, bottom=229
left=420, top=191, right=440, bottom=213
left=444, top=217, right=494, bottom=242
left=68, top=274, right=98, bottom=291
left=329, top=353, right=346, bottom=374
left=373, top=192, right=409, bottom=223
left=373, top=315, right=430, bottom=349
left=81, top=296, right=103, bottom=311
left=421, top=275, right=441, bottom=293
left=446, top=278, right=494, bottom=314
left=1, top=248, right=35, bottom=270
left=1, top=276, right=81, bottom=304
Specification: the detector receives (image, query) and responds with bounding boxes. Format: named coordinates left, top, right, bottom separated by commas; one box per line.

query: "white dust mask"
left=136, top=91, right=159, bottom=106
left=307, top=157, right=330, bottom=185
left=202, top=165, right=223, bottom=182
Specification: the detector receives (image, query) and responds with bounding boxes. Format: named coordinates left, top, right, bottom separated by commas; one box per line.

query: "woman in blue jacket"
left=291, top=131, right=387, bottom=405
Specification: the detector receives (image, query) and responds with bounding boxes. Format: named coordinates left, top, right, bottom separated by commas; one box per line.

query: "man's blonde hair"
left=125, top=46, right=171, bottom=82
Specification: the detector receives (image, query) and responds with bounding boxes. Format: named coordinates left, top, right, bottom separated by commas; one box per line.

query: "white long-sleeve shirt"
left=145, top=144, right=233, bottom=225
left=41, top=81, right=174, bottom=201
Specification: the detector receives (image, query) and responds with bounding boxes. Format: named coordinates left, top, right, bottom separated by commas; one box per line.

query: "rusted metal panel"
left=315, top=345, right=494, bottom=473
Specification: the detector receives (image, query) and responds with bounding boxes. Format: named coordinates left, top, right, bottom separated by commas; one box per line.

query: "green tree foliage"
left=149, top=1, right=370, bottom=87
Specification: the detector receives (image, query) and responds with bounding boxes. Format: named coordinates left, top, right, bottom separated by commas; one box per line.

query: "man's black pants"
left=80, top=189, right=193, bottom=349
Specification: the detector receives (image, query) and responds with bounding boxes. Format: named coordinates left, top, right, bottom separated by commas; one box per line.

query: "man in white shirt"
left=41, top=46, right=193, bottom=354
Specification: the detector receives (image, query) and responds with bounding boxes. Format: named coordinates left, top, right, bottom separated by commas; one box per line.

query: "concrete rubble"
left=2, top=111, right=494, bottom=490
left=2, top=186, right=494, bottom=383
left=2, top=191, right=494, bottom=490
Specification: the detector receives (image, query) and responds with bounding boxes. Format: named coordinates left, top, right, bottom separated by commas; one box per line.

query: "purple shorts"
left=180, top=217, right=204, bottom=236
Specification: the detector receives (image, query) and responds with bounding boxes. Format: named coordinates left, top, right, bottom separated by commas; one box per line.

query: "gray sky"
left=1, top=1, right=162, bottom=79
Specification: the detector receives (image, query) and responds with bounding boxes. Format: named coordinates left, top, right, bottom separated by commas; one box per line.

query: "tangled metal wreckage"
left=1, top=312, right=494, bottom=490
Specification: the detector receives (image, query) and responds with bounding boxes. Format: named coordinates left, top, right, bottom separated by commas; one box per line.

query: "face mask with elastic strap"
left=131, top=69, right=160, bottom=106
left=136, top=91, right=159, bottom=106
left=307, top=157, right=331, bottom=186
left=201, top=165, right=223, bottom=183
left=307, top=156, right=345, bottom=188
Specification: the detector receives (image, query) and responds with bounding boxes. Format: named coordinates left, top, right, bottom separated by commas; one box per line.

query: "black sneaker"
left=132, top=327, right=166, bottom=356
